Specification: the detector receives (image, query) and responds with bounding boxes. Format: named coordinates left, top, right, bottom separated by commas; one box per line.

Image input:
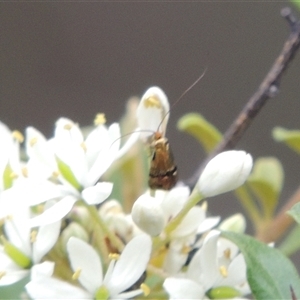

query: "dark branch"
left=186, top=7, right=300, bottom=188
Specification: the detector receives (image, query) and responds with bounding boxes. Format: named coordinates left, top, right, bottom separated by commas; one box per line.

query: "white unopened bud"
left=198, top=150, right=253, bottom=198
left=131, top=194, right=165, bottom=236
left=219, top=213, right=246, bottom=233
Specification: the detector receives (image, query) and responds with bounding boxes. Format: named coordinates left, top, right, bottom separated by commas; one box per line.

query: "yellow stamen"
left=219, top=265, right=228, bottom=278
left=224, top=248, right=231, bottom=259
left=36, top=204, right=44, bottom=214
left=5, top=215, right=13, bottom=221
left=200, top=201, right=208, bottom=211
left=144, top=96, right=161, bottom=108
left=181, top=245, right=191, bottom=254
left=30, top=230, right=37, bottom=243
left=72, top=268, right=81, bottom=280
left=63, top=123, right=73, bottom=130
left=108, top=253, right=120, bottom=260
left=9, top=172, right=18, bottom=180
left=81, top=142, right=87, bottom=152
left=12, top=130, right=24, bottom=143
left=94, top=113, right=106, bottom=125
left=29, top=137, right=38, bottom=147
left=0, top=271, right=6, bottom=280
left=52, top=171, right=60, bottom=178
left=140, top=283, right=150, bottom=296
left=22, top=167, right=28, bottom=178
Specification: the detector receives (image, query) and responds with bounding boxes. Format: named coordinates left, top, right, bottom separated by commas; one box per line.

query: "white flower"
left=132, top=186, right=218, bottom=238
left=136, top=86, right=170, bottom=142
left=132, top=187, right=219, bottom=275
left=218, top=213, right=246, bottom=233
left=163, top=277, right=205, bottom=299
left=26, top=234, right=152, bottom=299
left=163, top=230, right=250, bottom=299
left=17, top=116, right=139, bottom=227
left=198, top=150, right=253, bottom=198
left=0, top=121, right=23, bottom=191
left=0, top=206, right=61, bottom=285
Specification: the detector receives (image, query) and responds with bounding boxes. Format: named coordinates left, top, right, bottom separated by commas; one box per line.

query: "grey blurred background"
left=1, top=4, right=300, bottom=236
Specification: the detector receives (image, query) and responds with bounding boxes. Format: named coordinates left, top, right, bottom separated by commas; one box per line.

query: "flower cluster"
left=0, top=87, right=253, bottom=299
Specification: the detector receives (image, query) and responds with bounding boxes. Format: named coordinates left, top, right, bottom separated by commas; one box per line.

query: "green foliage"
left=288, top=202, right=300, bottom=224
left=222, top=231, right=300, bottom=300
left=273, top=127, right=300, bottom=155
left=279, top=225, right=300, bottom=257
left=291, top=0, right=300, bottom=11
left=177, top=113, right=222, bottom=153
left=247, top=157, right=284, bottom=219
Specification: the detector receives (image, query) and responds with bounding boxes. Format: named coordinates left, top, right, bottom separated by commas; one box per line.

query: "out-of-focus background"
left=1, top=4, right=300, bottom=232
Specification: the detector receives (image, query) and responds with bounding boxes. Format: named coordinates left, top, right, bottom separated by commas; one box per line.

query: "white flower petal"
left=163, top=247, right=188, bottom=275
left=54, top=118, right=87, bottom=185
left=29, top=196, right=77, bottom=227
left=85, top=123, right=120, bottom=186
left=188, top=230, right=220, bottom=290
left=115, top=130, right=140, bottom=160
left=26, top=276, right=91, bottom=299
left=163, top=277, right=205, bottom=299
left=161, top=186, right=190, bottom=219
left=2, top=179, right=67, bottom=207
left=106, top=234, right=152, bottom=296
left=30, top=261, right=55, bottom=281
left=81, top=182, right=113, bottom=205
left=0, top=270, right=29, bottom=286
left=67, top=237, right=103, bottom=295
left=32, top=220, right=61, bottom=263
left=137, top=87, right=170, bottom=140
left=197, top=216, right=220, bottom=234
left=4, top=208, right=31, bottom=257
left=172, top=206, right=205, bottom=238
left=0, top=251, right=29, bottom=286
left=25, top=127, right=57, bottom=179
left=218, top=253, right=247, bottom=287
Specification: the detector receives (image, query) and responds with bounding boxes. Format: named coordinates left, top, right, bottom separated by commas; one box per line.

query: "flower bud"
left=218, top=213, right=246, bottom=233
left=131, top=194, right=165, bottom=236
left=198, top=150, right=253, bottom=198
left=60, top=222, right=89, bottom=254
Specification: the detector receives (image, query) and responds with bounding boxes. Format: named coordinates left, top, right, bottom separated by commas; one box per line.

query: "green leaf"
left=291, top=0, right=300, bottom=11
left=279, top=225, right=300, bottom=257
left=177, top=113, right=222, bottom=153
left=222, top=231, right=300, bottom=299
left=247, top=157, right=284, bottom=219
left=272, top=127, right=300, bottom=155
left=288, top=202, right=300, bottom=225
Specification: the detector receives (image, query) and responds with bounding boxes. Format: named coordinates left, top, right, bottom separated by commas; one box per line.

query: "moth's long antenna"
left=158, top=67, right=208, bottom=132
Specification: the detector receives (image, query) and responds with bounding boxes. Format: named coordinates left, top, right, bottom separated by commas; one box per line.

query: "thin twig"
left=257, top=185, right=300, bottom=243
left=186, top=7, right=300, bottom=188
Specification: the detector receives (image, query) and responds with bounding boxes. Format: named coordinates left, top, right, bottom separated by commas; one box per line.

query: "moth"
left=137, top=69, right=207, bottom=191
left=137, top=86, right=177, bottom=191
left=148, top=131, right=178, bottom=190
